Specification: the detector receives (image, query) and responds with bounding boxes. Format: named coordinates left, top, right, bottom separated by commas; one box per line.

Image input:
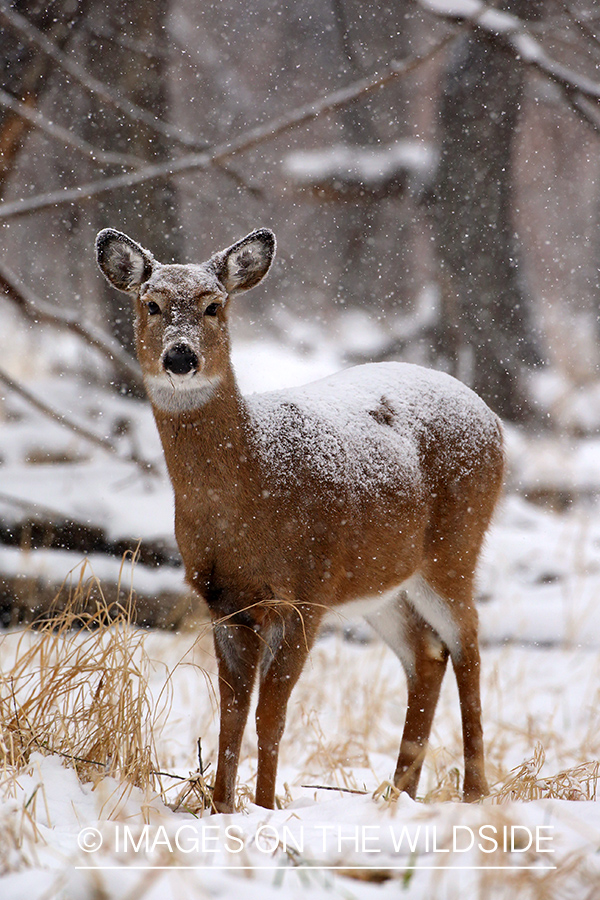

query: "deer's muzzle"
left=163, top=343, right=199, bottom=376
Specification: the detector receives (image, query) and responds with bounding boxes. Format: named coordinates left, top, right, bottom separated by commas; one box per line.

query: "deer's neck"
left=150, top=369, right=268, bottom=595
left=151, top=369, right=253, bottom=494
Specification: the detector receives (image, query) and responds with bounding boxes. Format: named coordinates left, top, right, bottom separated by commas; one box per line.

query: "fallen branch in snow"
left=0, top=489, right=77, bottom=525
left=0, top=258, right=144, bottom=394
left=0, top=28, right=460, bottom=221
left=0, top=366, right=153, bottom=473
left=283, top=140, right=438, bottom=203
left=0, top=492, right=179, bottom=574
left=300, top=783, right=368, bottom=795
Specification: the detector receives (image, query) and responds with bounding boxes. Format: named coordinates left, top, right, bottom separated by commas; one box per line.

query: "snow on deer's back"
left=248, top=361, right=501, bottom=495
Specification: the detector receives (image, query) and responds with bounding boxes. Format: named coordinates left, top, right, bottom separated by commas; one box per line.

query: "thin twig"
left=197, top=737, right=204, bottom=777
left=562, top=2, right=600, bottom=53
left=85, top=20, right=170, bottom=63
left=0, top=29, right=459, bottom=221
left=300, top=783, right=368, bottom=795
left=557, top=89, right=600, bottom=134
left=151, top=770, right=190, bottom=781
left=9, top=725, right=194, bottom=783
left=0, top=1, right=206, bottom=151
left=212, top=161, right=266, bottom=200
left=0, top=258, right=144, bottom=392
left=0, top=88, right=144, bottom=168
left=0, top=366, right=153, bottom=472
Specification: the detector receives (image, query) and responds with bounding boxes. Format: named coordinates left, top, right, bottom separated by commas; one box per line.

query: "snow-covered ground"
left=2, top=333, right=600, bottom=898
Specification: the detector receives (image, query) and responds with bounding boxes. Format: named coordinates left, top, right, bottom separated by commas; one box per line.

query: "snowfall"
left=2, top=317, right=600, bottom=899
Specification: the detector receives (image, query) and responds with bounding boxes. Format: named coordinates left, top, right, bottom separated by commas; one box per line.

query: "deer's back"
left=246, top=362, right=502, bottom=502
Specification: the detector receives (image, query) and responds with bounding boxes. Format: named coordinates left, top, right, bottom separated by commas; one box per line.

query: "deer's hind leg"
left=367, top=593, right=449, bottom=798
left=409, top=565, right=489, bottom=802
left=413, top=437, right=502, bottom=801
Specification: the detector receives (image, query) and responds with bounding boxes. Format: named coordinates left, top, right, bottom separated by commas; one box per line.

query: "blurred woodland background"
left=1, top=0, right=600, bottom=620
left=1, top=0, right=600, bottom=418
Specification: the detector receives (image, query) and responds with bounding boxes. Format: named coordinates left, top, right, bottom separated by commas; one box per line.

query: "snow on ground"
left=2, top=336, right=600, bottom=897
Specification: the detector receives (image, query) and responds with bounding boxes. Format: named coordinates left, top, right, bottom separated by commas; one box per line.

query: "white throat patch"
left=144, top=372, right=222, bottom=412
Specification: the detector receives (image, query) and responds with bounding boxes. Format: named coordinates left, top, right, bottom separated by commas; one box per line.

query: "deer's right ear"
left=96, top=229, right=155, bottom=293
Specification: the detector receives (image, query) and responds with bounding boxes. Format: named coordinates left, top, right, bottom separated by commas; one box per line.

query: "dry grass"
left=0, top=561, right=159, bottom=790
left=0, top=561, right=223, bottom=821
left=3, top=571, right=596, bottom=811
left=490, top=742, right=600, bottom=803
left=0, top=562, right=221, bottom=880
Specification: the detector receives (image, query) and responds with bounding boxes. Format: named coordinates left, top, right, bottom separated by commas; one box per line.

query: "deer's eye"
left=147, top=300, right=161, bottom=315
left=204, top=302, right=220, bottom=317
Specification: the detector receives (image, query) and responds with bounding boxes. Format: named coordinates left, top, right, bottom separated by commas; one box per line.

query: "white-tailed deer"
left=96, top=227, right=504, bottom=813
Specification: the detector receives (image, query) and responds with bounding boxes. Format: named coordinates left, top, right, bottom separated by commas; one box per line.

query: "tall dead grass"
left=0, top=561, right=160, bottom=791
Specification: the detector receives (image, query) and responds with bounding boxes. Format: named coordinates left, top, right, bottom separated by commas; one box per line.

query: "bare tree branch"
left=0, top=88, right=144, bottom=168
left=420, top=0, right=600, bottom=135
left=211, top=161, right=267, bottom=200
left=85, top=19, right=171, bottom=63
left=562, top=2, right=600, bottom=54
left=0, top=366, right=153, bottom=472
left=0, top=29, right=460, bottom=222
left=0, top=1, right=207, bottom=152
left=554, top=85, right=600, bottom=133
left=0, top=258, right=144, bottom=392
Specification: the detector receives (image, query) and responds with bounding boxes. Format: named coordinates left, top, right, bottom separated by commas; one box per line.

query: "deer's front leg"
left=254, top=605, right=321, bottom=809
left=212, top=619, right=262, bottom=813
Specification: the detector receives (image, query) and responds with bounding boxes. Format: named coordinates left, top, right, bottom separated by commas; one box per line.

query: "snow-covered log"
left=283, top=140, right=437, bottom=202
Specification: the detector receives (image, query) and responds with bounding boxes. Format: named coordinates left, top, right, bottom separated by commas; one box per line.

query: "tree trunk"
left=433, top=5, right=544, bottom=422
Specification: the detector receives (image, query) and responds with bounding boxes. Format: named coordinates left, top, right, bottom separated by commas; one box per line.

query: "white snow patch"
left=285, top=140, right=437, bottom=190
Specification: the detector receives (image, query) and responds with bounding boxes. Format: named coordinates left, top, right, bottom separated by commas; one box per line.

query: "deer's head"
left=96, top=228, right=275, bottom=412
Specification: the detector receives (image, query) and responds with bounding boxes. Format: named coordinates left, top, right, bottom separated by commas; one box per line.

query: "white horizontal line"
left=75, top=865, right=558, bottom=871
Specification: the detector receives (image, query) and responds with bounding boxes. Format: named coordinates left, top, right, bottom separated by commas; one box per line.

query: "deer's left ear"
left=211, top=229, right=275, bottom=295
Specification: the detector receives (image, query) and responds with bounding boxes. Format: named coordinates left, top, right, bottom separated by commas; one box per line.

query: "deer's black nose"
left=163, top=344, right=199, bottom=375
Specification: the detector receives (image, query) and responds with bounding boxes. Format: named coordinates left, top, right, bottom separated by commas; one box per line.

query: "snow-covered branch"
left=420, top=0, right=600, bottom=133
